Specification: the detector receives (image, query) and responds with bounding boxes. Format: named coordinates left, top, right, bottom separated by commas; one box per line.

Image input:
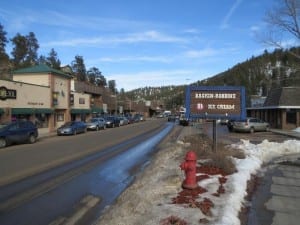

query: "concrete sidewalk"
left=270, top=128, right=300, bottom=140
left=264, top=158, right=300, bottom=225
left=37, top=128, right=57, bottom=139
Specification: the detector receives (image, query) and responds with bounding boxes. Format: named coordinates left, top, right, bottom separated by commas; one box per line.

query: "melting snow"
left=96, top=137, right=300, bottom=225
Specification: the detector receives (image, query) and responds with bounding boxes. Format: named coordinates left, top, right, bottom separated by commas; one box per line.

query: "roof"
left=13, top=64, right=72, bottom=79
left=264, top=87, right=300, bottom=107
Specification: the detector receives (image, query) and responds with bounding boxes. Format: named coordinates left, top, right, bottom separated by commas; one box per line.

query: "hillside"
left=126, top=47, right=300, bottom=108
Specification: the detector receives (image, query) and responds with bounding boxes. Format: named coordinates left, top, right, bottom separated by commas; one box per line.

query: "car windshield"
left=235, top=119, right=246, bottom=122
left=63, top=122, right=74, bottom=126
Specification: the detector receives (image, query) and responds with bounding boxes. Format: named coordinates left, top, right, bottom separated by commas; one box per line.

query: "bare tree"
left=262, top=0, right=300, bottom=58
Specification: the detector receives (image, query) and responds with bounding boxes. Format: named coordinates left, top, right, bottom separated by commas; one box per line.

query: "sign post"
left=185, top=86, right=246, bottom=151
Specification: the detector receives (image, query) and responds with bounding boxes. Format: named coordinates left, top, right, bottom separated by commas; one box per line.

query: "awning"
left=12, top=108, right=35, bottom=115
left=0, top=108, right=4, bottom=114
left=11, top=108, right=54, bottom=115
left=70, top=109, right=91, bottom=114
left=35, top=108, right=54, bottom=114
left=91, top=107, right=103, bottom=114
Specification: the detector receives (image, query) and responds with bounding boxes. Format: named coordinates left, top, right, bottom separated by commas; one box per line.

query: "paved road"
left=0, top=119, right=172, bottom=225
left=0, top=119, right=166, bottom=186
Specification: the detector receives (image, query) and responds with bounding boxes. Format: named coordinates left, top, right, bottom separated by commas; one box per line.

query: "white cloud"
left=95, top=56, right=172, bottom=63
left=107, top=69, right=198, bottom=91
left=1, top=8, right=153, bottom=32
left=220, top=0, right=243, bottom=29
left=184, top=48, right=217, bottom=58
left=183, top=28, right=201, bottom=34
left=43, top=30, right=186, bottom=47
left=250, top=25, right=260, bottom=32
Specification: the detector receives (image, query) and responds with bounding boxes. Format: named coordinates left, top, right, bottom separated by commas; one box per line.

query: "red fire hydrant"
left=180, top=151, right=198, bottom=189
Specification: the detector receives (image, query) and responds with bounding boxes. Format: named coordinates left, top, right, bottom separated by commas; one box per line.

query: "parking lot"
left=197, top=121, right=295, bottom=145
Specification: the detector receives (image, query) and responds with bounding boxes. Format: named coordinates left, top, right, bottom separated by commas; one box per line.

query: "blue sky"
left=1, top=0, right=278, bottom=91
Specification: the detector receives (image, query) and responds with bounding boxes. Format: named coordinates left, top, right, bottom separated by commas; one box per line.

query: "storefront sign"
left=0, top=86, right=17, bottom=100
left=185, top=86, right=246, bottom=120
left=28, top=102, right=44, bottom=106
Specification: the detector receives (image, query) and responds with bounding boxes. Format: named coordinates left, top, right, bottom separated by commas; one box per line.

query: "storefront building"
left=247, top=87, right=300, bottom=129
left=0, top=80, right=52, bottom=128
left=0, top=64, right=92, bottom=132
left=70, top=92, right=91, bottom=122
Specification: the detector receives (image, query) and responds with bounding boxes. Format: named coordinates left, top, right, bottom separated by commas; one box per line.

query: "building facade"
left=0, top=80, right=51, bottom=127
left=0, top=64, right=93, bottom=132
left=247, top=87, right=300, bottom=129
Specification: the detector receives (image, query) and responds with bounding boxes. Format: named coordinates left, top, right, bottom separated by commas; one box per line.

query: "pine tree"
left=0, top=23, right=10, bottom=79
left=71, top=55, right=87, bottom=81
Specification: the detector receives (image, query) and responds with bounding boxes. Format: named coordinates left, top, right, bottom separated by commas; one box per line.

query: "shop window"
left=35, top=114, right=48, bottom=128
left=57, top=113, right=64, bottom=122
left=286, top=109, right=296, bottom=124
left=70, top=94, right=74, bottom=106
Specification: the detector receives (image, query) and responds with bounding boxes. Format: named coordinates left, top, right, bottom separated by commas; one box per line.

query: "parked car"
left=126, top=115, right=135, bottom=124
left=179, top=115, right=189, bottom=126
left=227, top=119, right=235, bottom=132
left=119, top=116, right=129, bottom=126
left=57, top=121, right=87, bottom=135
left=156, top=114, right=164, bottom=118
left=86, top=117, right=106, bottom=131
left=220, top=118, right=229, bottom=125
left=0, top=120, right=38, bottom=148
left=167, top=114, right=177, bottom=122
left=133, top=114, right=144, bottom=122
left=105, top=116, right=121, bottom=128
left=233, top=117, right=270, bottom=133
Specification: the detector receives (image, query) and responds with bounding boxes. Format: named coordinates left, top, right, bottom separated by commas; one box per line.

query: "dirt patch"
left=168, top=164, right=229, bottom=222
left=183, top=133, right=244, bottom=174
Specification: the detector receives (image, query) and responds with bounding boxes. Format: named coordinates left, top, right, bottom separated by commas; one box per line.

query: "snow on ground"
left=293, top=127, right=300, bottom=133
left=96, top=131, right=300, bottom=225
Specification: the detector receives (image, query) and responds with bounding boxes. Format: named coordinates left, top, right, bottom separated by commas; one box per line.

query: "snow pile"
left=293, top=127, right=300, bottom=133
left=217, top=139, right=300, bottom=225
left=96, top=138, right=300, bottom=225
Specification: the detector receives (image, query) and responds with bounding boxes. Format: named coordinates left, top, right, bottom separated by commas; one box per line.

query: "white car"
left=233, top=117, right=270, bottom=133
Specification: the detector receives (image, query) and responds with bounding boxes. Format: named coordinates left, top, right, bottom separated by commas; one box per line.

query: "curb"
left=270, top=129, right=300, bottom=140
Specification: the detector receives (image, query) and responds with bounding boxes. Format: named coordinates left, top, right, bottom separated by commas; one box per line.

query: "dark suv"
left=0, top=120, right=38, bottom=148
left=105, top=116, right=121, bottom=128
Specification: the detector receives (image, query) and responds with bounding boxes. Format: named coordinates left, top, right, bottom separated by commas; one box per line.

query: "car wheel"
left=0, top=138, right=7, bottom=148
left=250, top=127, right=255, bottom=133
left=28, top=134, right=36, bottom=144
